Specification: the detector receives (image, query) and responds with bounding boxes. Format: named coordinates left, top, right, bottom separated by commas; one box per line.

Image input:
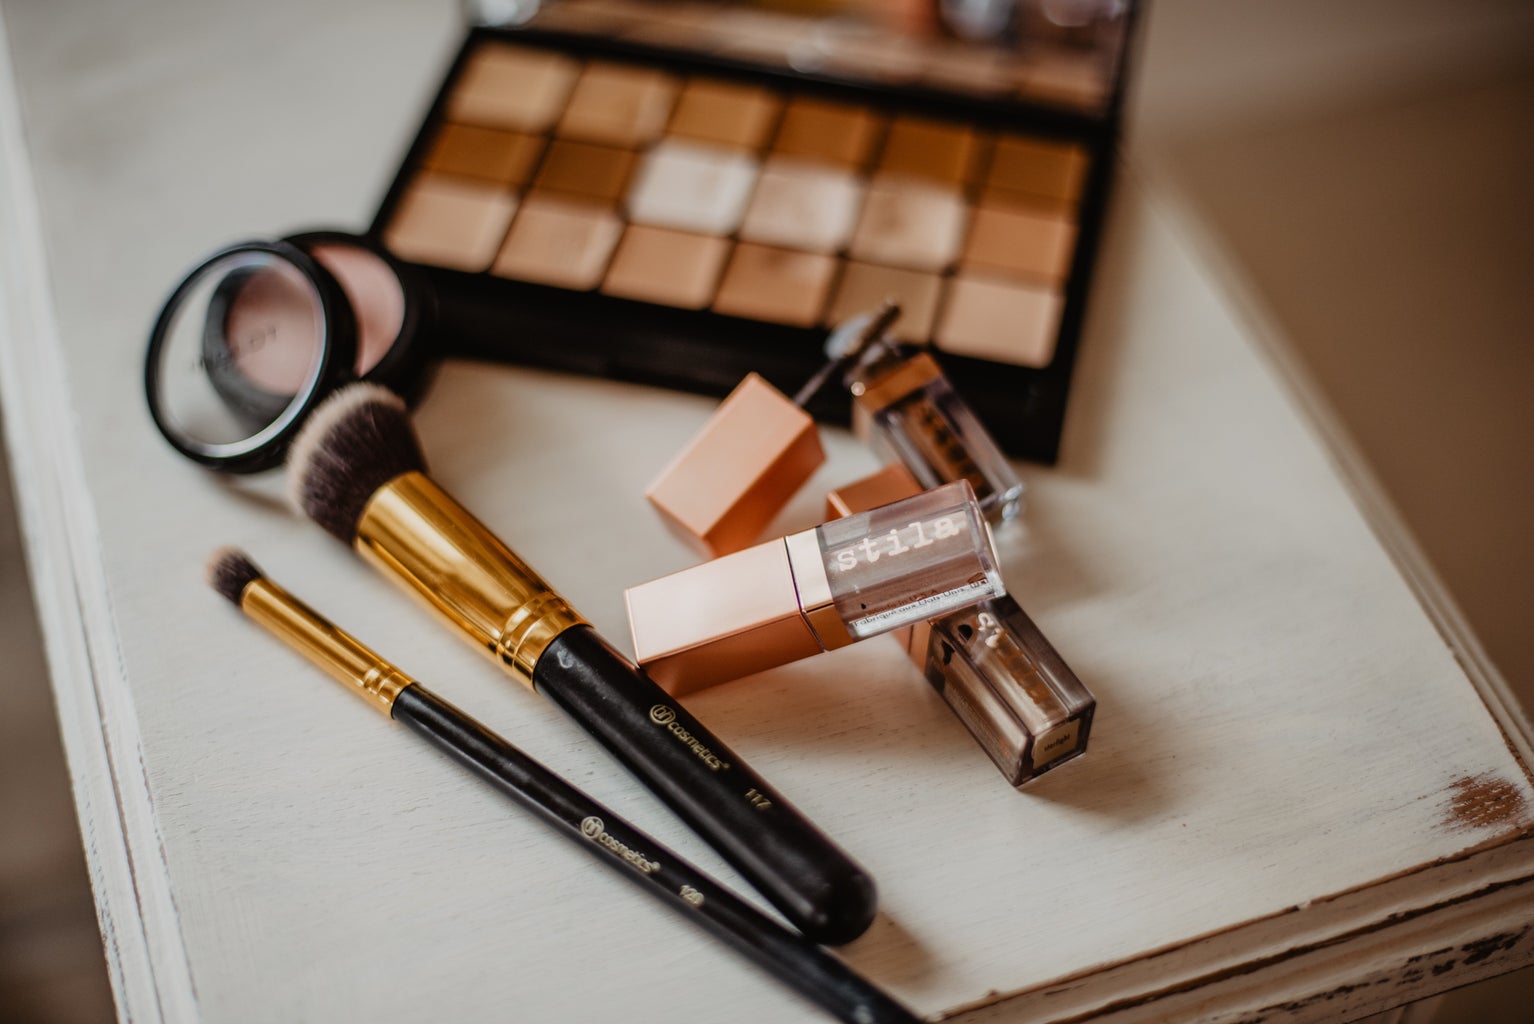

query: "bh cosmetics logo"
left=679, top=885, right=705, bottom=907
left=580, top=816, right=660, bottom=875
left=649, top=705, right=730, bottom=772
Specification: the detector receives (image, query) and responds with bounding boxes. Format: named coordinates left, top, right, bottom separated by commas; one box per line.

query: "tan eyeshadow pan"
left=383, top=175, right=518, bottom=273
left=493, top=195, right=623, bottom=290
left=712, top=244, right=837, bottom=327
left=739, top=158, right=864, bottom=254
left=602, top=225, right=730, bottom=309
left=877, top=117, right=982, bottom=185
left=985, top=135, right=1089, bottom=206
left=850, top=181, right=969, bottom=272
left=826, top=262, right=943, bottom=344
left=423, top=124, right=544, bottom=186
left=771, top=96, right=883, bottom=168
left=963, top=205, right=1077, bottom=285
left=557, top=62, right=680, bottom=147
left=448, top=44, right=579, bottom=133
left=936, top=275, right=1063, bottom=367
left=533, top=139, right=637, bottom=204
left=668, top=79, right=782, bottom=150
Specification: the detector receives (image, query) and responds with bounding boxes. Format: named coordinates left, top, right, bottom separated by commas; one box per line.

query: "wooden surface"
left=1, top=2, right=1530, bottom=1022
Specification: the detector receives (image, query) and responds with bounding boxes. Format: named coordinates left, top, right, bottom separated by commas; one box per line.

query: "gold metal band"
left=354, top=472, right=586, bottom=691
left=242, top=579, right=412, bottom=716
left=783, top=530, right=854, bottom=652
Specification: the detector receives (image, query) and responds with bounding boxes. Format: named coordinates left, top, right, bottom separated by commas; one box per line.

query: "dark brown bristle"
left=206, top=547, right=263, bottom=606
left=286, top=384, right=426, bottom=542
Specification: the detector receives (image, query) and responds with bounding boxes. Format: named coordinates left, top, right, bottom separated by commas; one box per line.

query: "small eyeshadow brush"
left=205, top=549, right=918, bottom=1024
left=285, top=383, right=876, bottom=944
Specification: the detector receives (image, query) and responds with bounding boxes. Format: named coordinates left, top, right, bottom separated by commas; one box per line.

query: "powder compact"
left=146, top=231, right=436, bottom=471
left=371, top=0, right=1139, bottom=462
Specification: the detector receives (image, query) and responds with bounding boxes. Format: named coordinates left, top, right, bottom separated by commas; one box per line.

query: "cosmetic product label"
left=1032, top=719, right=1082, bottom=769
left=854, top=578, right=996, bottom=635
left=580, top=816, right=662, bottom=875
left=649, top=705, right=731, bottom=771
left=679, top=886, right=706, bottom=907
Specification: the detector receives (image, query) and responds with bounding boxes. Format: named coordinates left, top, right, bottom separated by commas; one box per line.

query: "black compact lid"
left=145, top=231, right=437, bottom=473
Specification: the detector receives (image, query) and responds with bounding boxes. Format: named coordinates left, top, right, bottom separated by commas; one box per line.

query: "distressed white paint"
left=0, top=2, right=1530, bottom=1023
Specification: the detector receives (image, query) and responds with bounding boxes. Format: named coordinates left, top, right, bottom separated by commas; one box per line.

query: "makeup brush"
left=206, top=549, right=918, bottom=1024
left=285, top=383, right=877, bottom=945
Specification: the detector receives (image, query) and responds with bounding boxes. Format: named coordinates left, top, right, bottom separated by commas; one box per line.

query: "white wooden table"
left=2, top=2, right=1530, bottom=1022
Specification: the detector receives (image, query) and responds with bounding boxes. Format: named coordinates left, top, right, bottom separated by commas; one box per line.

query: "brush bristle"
left=206, top=547, right=263, bottom=606
left=286, top=384, right=426, bottom=542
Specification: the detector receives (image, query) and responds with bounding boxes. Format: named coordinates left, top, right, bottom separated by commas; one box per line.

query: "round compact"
left=145, top=231, right=436, bottom=473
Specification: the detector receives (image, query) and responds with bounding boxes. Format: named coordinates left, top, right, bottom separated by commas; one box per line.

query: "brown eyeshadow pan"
left=668, top=78, right=782, bottom=150
left=963, top=205, right=1077, bottom=285
left=602, top=225, right=730, bottom=309
left=771, top=96, right=883, bottom=168
left=985, top=135, right=1089, bottom=206
left=423, top=124, right=545, bottom=187
left=877, top=117, right=983, bottom=185
left=712, top=243, right=837, bottom=327
left=533, top=139, right=637, bottom=204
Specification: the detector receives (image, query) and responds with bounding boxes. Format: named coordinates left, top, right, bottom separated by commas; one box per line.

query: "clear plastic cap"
left=813, top=480, right=1003, bottom=639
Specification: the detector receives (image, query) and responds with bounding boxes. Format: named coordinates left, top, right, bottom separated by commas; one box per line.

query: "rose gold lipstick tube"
left=627, top=480, right=1004, bottom=694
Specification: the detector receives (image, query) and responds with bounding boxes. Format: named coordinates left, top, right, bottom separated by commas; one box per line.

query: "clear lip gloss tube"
left=833, top=303, right=1025, bottom=523
left=827, top=467, right=1095, bottom=786
left=906, top=596, right=1095, bottom=786
left=626, top=480, right=1005, bottom=695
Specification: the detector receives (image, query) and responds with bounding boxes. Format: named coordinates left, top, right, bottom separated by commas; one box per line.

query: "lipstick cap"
left=825, top=463, right=923, bottom=520
left=645, top=373, right=824, bottom=557
left=628, top=481, right=1003, bottom=693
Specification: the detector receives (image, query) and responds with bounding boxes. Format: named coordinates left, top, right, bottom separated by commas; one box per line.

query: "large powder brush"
left=286, top=383, right=876, bottom=945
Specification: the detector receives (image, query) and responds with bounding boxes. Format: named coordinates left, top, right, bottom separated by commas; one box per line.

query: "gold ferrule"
left=852, top=352, right=944, bottom=413
left=242, top=579, right=412, bottom=716
left=783, top=529, right=854, bottom=651
left=353, top=471, right=586, bottom=691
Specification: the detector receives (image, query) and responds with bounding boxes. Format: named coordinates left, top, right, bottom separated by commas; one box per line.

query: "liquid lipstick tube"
left=839, top=320, right=1024, bottom=524
left=827, top=468, right=1095, bottom=786
left=627, top=480, right=1004, bottom=694
left=905, top=597, right=1095, bottom=786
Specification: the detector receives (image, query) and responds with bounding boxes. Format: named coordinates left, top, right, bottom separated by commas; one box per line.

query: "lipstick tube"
left=844, top=338, right=1024, bottom=523
left=827, top=468, right=1095, bottom=785
left=906, top=597, right=1095, bottom=785
left=627, top=480, right=1005, bottom=694
left=353, top=471, right=877, bottom=944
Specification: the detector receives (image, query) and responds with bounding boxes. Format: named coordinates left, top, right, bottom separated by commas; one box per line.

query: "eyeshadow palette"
left=371, top=1, right=1137, bottom=462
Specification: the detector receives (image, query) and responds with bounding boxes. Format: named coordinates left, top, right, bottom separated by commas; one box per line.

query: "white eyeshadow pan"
left=849, top=180, right=968, bottom=271
left=739, top=158, right=865, bottom=253
left=626, top=140, right=760, bottom=236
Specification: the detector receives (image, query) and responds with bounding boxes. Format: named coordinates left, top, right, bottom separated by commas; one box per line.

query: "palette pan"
left=370, top=9, right=1132, bottom=463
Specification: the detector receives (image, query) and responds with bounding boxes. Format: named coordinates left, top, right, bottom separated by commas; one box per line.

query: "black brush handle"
left=534, top=625, right=877, bottom=946
left=391, top=685, right=918, bottom=1024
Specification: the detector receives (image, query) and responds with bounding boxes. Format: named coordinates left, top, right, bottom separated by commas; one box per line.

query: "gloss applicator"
left=285, top=384, right=875, bottom=944
left=204, top=549, right=917, bottom=1024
